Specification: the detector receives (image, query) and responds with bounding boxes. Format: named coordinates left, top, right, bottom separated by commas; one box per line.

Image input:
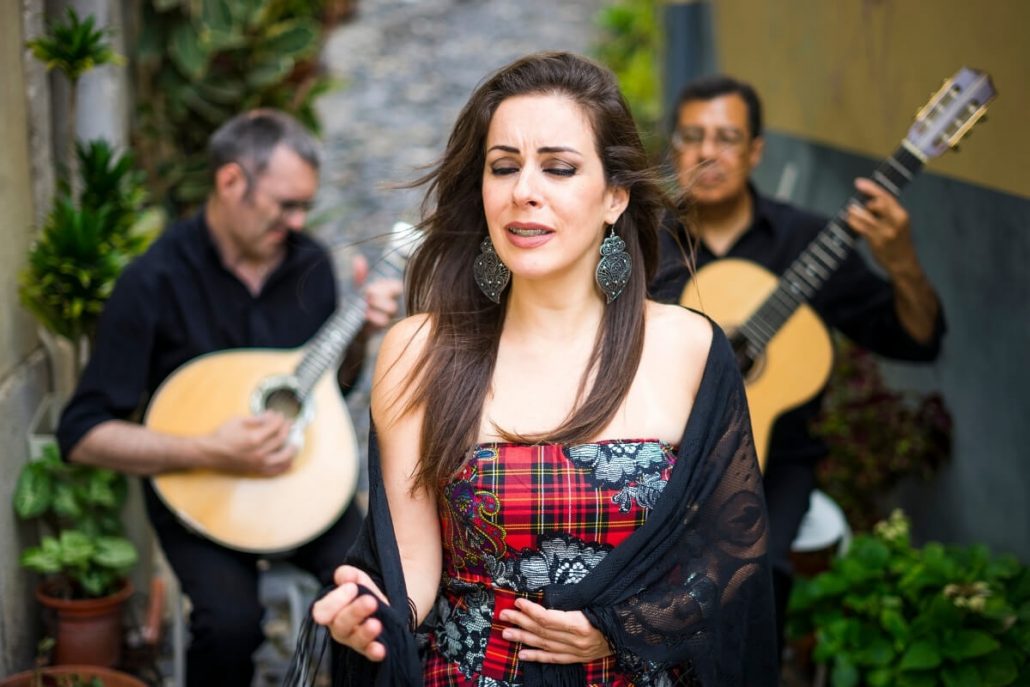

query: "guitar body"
left=680, top=259, right=834, bottom=470
left=147, top=348, right=359, bottom=553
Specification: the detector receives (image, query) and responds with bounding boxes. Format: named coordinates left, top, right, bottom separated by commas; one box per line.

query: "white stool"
left=790, top=489, right=851, bottom=556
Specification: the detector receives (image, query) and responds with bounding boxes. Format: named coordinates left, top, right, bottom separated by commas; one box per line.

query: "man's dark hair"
left=672, top=74, right=763, bottom=139
left=207, top=109, right=321, bottom=183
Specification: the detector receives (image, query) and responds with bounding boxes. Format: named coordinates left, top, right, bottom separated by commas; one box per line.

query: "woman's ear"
left=604, top=186, right=630, bottom=226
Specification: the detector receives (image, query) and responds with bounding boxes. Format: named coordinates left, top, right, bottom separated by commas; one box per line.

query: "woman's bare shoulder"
left=645, top=302, right=714, bottom=366
left=372, top=314, right=433, bottom=415
left=379, top=313, right=432, bottom=361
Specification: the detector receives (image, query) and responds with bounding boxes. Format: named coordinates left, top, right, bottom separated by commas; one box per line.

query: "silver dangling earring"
left=595, top=225, right=632, bottom=303
left=473, top=236, right=510, bottom=303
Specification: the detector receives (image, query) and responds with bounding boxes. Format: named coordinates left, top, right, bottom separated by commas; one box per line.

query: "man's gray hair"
left=208, top=109, right=321, bottom=182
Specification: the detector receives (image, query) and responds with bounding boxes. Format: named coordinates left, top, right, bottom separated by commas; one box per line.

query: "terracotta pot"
left=35, top=581, right=133, bottom=667
left=0, top=665, right=147, bottom=687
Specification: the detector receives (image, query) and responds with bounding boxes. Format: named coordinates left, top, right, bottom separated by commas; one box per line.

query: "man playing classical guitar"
left=56, top=110, right=402, bottom=685
left=649, top=75, right=946, bottom=661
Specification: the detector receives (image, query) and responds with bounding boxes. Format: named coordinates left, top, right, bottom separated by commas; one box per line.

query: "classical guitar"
left=147, top=223, right=418, bottom=553
left=681, top=67, right=996, bottom=470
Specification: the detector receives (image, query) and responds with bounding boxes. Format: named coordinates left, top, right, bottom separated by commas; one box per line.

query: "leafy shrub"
left=19, top=141, right=159, bottom=347
left=14, top=445, right=138, bottom=599
left=594, top=0, right=662, bottom=153
left=789, top=510, right=1030, bottom=687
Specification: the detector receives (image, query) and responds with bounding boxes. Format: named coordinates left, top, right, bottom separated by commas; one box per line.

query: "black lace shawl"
left=311, top=324, right=777, bottom=687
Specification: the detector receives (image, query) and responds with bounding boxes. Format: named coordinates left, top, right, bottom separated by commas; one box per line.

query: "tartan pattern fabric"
left=426, top=440, right=678, bottom=687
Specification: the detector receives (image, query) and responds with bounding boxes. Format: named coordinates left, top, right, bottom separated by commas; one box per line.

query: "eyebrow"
left=679, top=125, right=744, bottom=133
left=487, top=145, right=582, bottom=155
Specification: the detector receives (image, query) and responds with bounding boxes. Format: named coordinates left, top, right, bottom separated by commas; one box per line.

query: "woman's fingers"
left=333, top=565, right=388, bottom=603
left=311, top=576, right=388, bottom=661
left=311, top=581, right=361, bottom=624
left=501, top=599, right=611, bottom=662
left=507, top=598, right=590, bottom=639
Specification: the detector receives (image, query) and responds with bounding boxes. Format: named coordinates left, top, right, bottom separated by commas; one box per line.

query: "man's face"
left=225, top=145, right=319, bottom=263
left=672, top=93, right=763, bottom=207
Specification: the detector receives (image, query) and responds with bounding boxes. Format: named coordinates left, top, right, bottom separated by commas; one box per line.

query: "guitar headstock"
left=905, top=67, right=997, bottom=161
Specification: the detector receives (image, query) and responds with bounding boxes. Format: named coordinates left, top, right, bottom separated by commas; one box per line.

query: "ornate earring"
left=473, top=236, right=510, bottom=303
left=595, top=225, right=632, bottom=303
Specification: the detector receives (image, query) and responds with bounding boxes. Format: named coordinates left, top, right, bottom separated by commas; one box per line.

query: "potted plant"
left=788, top=509, right=1030, bottom=686
left=13, top=445, right=139, bottom=667
left=0, top=666, right=145, bottom=687
left=0, top=639, right=147, bottom=687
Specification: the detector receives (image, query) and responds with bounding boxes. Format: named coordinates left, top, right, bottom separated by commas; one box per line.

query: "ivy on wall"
left=132, top=0, right=337, bottom=214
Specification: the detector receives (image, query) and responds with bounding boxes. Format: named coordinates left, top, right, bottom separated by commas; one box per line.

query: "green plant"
left=593, top=0, right=662, bottom=153
left=21, top=12, right=159, bottom=388
left=134, top=0, right=331, bottom=212
left=27, top=639, right=102, bottom=687
left=13, top=444, right=138, bottom=600
left=19, top=140, right=159, bottom=373
left=789, top=510, right=1030, bottom=687
left=27, top=7, right=122, bottom=196
left=813, top=339, right=952, bottom=532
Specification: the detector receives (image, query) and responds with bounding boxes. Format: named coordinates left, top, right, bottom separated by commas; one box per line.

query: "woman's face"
left=481, top=93, right=628, bottom=290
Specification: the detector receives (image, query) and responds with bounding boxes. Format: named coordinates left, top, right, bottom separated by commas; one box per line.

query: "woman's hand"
left=312, top=565, right=389, bottom=661
left=499, top=598, right=612, bottom=664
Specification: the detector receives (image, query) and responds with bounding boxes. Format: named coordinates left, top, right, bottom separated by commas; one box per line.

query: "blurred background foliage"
left=593, top=0, right=662, bottom=155
left=132, top=0, right=344, bottom=215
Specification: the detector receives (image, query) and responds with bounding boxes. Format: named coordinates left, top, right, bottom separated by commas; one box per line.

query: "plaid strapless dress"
left=424, top=439, right=680, bottom=687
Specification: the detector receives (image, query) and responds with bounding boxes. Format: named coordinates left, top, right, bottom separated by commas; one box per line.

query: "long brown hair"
left=403, top=51, right=672, bottom=492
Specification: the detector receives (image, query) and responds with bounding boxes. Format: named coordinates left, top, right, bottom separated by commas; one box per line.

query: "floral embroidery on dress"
left=565, top=441, right=672, bottom=512
left=433, top=582, right=494, bottom=677
left=442, top=451, right=506, bottom=570
left=500, top=533, right=612, bottom=591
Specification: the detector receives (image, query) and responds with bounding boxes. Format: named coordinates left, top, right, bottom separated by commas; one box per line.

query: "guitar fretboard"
left=294, top=244, right=411, bottom=398
left=735, top=143, right=924, bottom=358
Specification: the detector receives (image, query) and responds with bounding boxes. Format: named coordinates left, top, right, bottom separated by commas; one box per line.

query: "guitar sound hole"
left=263, top=387, right=303, bottom=420
left=730, top=332, right=765, bottom=382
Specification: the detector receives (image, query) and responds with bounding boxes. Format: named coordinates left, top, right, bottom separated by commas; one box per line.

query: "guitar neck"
left=736, top=142, right=925, bottom=355
left=293, top=244, right=410, bottom=397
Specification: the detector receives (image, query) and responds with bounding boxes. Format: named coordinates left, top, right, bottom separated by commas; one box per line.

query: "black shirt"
left=57, top=211, right=339, bottom=458
left=650, top=186, right=945, bottom=465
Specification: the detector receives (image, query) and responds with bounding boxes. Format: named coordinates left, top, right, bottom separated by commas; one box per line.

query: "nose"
left=697, top=133, right=721, bottom=160
left=512, top=169, right=541, bottom=207
left=282, top=207, right=308, bottom=230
